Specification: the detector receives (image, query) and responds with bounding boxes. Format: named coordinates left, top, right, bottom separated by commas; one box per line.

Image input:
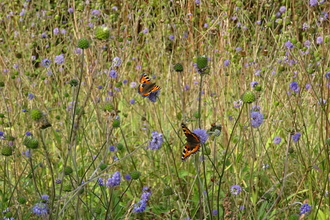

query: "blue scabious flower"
left=310, top=0, right=318, bottom=6
left=32, top=202, right=49, bottom=216
left=41, top=58, right=51, bottom=67
left=212, top=210, right=218, bottom=215
left=41, top=195, right=49, bottom=201
left=109, top=69, right=117, bottom=78
left=28, top=93, right=34, bottom=100
left=106, top=171, right=121, bottom=188
left=273, top=136, right=282, bottom=144
left=133, top=187, right=152, bottom=213
left=25, top=131, right=32, bottom=136
left=251, top=111, right=264, bottom=128
left=148, top=131, right=163, bottom=150
left=279, top=6, right=286, bottom=13
left=109, top=145, right=116, bottom=151
left=250, top=81, right=258, bottom=88
left=133, top=200, right=147, bottom=213
left=193, top=128, right=209, bottom=144
left=130, top=98, right=135, bottom=104
left=292, top=132, right=301, bottom=142
left=54, top=54, right=65, bottom=65
left=325, top=71, right=330, bottom=79
left=169, top=35, right=175, bottom=41
left=285, top=41, right=294, bottom=49
left=124, top=174, right=131, bottom=181
left=112, top=57, right=122, bottom=67
left=316, top=36, right=323, bottom=44
left=290, top=82, right=300, bottom=93
left=98, top=178, right=104, bottom=186
left=230, top=184, right=242, bottom=195
left=147, top=90, right=160, bottom=102
left=224, top=59, right=230, bottom=67
left=300, top=203, right=312, bottom=215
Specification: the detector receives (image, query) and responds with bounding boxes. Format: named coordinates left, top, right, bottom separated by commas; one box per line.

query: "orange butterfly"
left=181, top=123, right=201, bottom=161
left=138, top=73, right=161, bottom=97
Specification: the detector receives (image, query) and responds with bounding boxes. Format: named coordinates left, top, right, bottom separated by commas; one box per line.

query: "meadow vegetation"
left=0, top=0, right=330, bottom=219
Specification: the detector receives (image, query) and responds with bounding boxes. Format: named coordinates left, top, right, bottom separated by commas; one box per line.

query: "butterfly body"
left=181, top=123, right=201, bottom=161
left=138, top=73, right=161, bottom=97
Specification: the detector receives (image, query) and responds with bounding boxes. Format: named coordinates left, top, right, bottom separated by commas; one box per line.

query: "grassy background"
left=0, top=0, right=330, bottom=219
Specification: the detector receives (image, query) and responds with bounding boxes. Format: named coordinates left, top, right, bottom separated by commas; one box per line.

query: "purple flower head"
left=0, top=131, right=4, bottom=137
left=234, top=99, right=243, bottom=108
left=109, top=145, right=116, bottom=152
left=133, top=187, right=152, bottom=212
left=148, top=131, right=163, bottom=150
left=91, top=9, right=101, bottom=16
left=98, top=178, right=104, bottom=186
left=26, top=131, right=32, bottom=136
left=325, top=71, right=330, bottom=79
left=302, top=22, right=309, bottom=30
left=124, top=174, right=131, bottom=181
left=290, top=81, right=300, bottom=93
left=292, top=132, right=301, bottom=142
left=32, top=202, right=49, bottom=216
left=320, top=12, right=328, bottom=22
left=224, top=59, right=230, bottom=67
left=41, top=32, right=47, bottom=38
left=130, top=98, right=135, bottom=104
left=109, top=69, right=117, bottom=78
left=106, top=171, right=121, bottom=188
left=41, top=58, right=51, bottom=67
left=41, top=194, right=49, bottom=201
left=122, top=79, right=128, bottom=84
left=212, top=210, right=218, bottom=215
left=236, top=47, right=242, bottom=52
left=53, top=27, right=59, bottom=35
left=23, top=149, right=31, bottom=157
left=273, top=136, right=282, bottom=144
left=130, top=82, right=137, bottom=87
left=310, top=0, right=318, bottom=6
left=304, top=40, right=311, bottom=47
left=250, top=111, right=264, bottom=128
left=285, top=41, right=294, bottom=49
left=143, top=28, right=149, bottom=34
left=193, top=128, right=209, bottom=144
left=250, top=81, right=258, bottom=88
left=112, top=57, right=122, bottom=67
left=230, top=184, right=242, bottom=195
left=195, top=0, right=200, bottom=4
left=316, top=36, right=323, bottom=44
left=279, top=6, right=286, bottom=13
left=28, top=93, right=35, bottom=100
left=300, top=203, right=312, bottom=215
left=54, top=54, right=65, bottom=65
left=68, top=8, right=74, bottom=13
left=204, top=23, right=208, bottom=28
left=133, top=200, right=147, bottom=213
left=147, top=90, right=160, bottom=102
left=305, top=84, right=311, bottom=90
left=169, top=35, right=175, bottom=41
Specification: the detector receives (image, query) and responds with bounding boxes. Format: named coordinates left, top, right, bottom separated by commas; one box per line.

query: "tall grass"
left=0, top=0, right=330, bottom=219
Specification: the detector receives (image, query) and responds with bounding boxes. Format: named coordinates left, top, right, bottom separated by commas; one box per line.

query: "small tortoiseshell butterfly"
left=138, top=73, right=161, bottom=97
left=181, top=123, right=201, bottom=161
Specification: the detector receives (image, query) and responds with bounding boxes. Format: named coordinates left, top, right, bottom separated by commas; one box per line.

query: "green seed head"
left=95, top=26, right=110, bottom=40
left=130, top=171, right=141, bottom=180
left=241, top=91, right=256, bottom=103
left=77, top=38, right=90, bottom=49
left=30, top=109, right=43, bottom=121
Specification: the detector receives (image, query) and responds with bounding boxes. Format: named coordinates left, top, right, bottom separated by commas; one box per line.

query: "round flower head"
left=148, top=131, right=163, bottom=150
left=32, top=202, right=49, bottom=216
left=193, top=128, right=209, bottom=144
left=41, top=58, right=51, bottom=67
left=250, top=111, right=264, bottom=128
left=112, top=57, right=122, bottom=67
left=290, top=81, right=300, bottom=93
left=292, top=132, right=301, bottom=142
left=230, top=184, right=242, bottom=195
left=133, top=200, right=147, bottom=213
left=300, top=203, right=312, bottom=215
left=54, top=54, right=65, bottom=65
left=147, top=90, right=160, bottom=102
left=273, top=136, right=282, bottom=144
left=106, top=171, right=121, bottom=188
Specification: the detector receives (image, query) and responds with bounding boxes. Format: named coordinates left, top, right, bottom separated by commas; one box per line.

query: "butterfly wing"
left=181, top=123, right=201, bottom=161
left=138, top=74, right=161, bottom=97
left=139, top=73, right=151, bottom=84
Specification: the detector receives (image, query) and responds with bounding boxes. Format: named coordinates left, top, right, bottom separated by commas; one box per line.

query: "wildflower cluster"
left=148, top=131, right=164, bottom=150
left=106, top=171, right=121, bottom=188
left=133, top=187, right=152, bottom=213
